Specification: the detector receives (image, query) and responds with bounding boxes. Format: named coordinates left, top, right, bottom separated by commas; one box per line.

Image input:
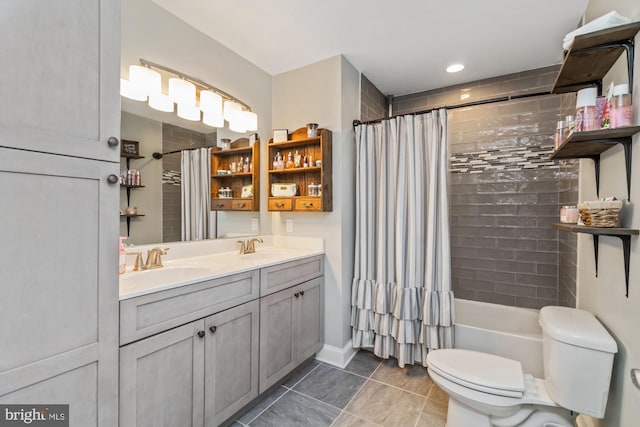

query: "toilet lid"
left=427, top=349, right=525, bottom=398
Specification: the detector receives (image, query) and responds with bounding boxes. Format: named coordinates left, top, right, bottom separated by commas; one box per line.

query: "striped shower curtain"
left=181, top=147, right=212, bottom=241
left=351, top=110, right=454, bottom=367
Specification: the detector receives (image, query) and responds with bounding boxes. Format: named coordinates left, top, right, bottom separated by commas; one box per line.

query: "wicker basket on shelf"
left=577, top=200, right=622, bottom=227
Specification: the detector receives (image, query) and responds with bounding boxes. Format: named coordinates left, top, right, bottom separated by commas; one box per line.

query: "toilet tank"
left=539, top=306, right=617, bottom=418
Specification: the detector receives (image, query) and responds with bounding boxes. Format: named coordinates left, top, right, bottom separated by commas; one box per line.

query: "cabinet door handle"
left=197, top=330, right=205, bottom=338
left=107, top=174, right=119, bottom=184
left=237, top=203, right=246, bottom=208
left=107, top=136, right=120, bottom=147
left=294, top=292, right=299, bottom=298
left=300, top=290, right=305, bottom=296
left=303, top=203, right=313, bottom=208
left=216, top=203, right=225, bottom=208
left=276, top=203, right=285, bottom=208
left=209, top=326, right=217, bottom=334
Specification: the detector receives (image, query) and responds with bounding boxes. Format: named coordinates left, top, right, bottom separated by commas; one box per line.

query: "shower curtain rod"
left=152, top=146, right=210, bottom=159
left=352, top=90, right=552, bottom=127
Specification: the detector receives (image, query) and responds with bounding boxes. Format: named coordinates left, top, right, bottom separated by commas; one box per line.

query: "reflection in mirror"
left=120, top=99, right=258, bottom=245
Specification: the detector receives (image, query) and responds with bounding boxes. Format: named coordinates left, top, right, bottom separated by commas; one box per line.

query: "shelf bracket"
left=126, top=217, right=131, bottom=237
left=578, top=39, right=636, bottom=95
left=591, top=233, right=632, bottom=297
left=621, top=137, right=633, bottom=201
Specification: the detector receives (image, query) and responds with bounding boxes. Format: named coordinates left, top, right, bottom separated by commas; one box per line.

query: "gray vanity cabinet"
left=119, top=321, right=205, bottom=427
left=119, top=300, right=259, bottom=427
left=204, top=300, right=259, bottom=426
left=259, top=276, right=324, bottom=393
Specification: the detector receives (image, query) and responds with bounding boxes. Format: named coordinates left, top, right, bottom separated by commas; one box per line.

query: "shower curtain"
left=351, top=110, right=454, bottom=367
left=181, top=147, right=212, bottom=241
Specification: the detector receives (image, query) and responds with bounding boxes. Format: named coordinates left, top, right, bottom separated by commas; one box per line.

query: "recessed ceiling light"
left=446, top=64, right=464, bottom=73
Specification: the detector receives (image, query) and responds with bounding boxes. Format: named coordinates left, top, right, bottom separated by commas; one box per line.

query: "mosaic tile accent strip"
left=450, top=145, right=558, bottom=174
left=163, top=169, right=181, bottom=186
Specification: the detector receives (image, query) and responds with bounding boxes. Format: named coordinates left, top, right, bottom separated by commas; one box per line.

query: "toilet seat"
left=428, top=349, right=525, bottom=398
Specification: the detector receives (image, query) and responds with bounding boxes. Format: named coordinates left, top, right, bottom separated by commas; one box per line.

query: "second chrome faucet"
left=238, top=238, right=263, bottom=255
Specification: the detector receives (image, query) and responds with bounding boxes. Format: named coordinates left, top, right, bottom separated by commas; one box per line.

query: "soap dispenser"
left=119, top=236, right=127, bottom=274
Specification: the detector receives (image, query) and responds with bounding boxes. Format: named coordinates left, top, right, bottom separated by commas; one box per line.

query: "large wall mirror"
left=120, top=97, right=259, bottom=245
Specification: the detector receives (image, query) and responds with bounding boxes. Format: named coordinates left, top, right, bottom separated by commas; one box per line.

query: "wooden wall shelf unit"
left=551, top=223, right=638, bottom=297
left=550, top=126, right=640, bottom=200
left=210, top=138, right=260, bottom=211
left=120, top=149, right=145, bottom=236
left=552, top=22, right=640, bottom=95
left=267, top=127, right=332, bottom=212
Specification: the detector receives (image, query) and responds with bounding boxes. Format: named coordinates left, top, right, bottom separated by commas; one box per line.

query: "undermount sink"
left=120, top=266, right=214, bottom=291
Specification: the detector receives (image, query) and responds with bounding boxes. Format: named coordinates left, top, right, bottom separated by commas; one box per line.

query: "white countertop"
left=119, top=236, right=323, bottom=300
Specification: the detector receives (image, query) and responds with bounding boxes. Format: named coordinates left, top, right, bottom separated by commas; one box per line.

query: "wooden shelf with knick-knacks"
left=210, top=138, right=260, bottom=211
left=267, top=127, right=332, bottom=212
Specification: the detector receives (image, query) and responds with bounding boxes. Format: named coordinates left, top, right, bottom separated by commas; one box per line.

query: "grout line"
left=239, top=386, right=289, bottom=426
left=289, top=387, right=346, bottom=413
left=413, top=388, right=430, bottom=427
left=365, top=376, right=431, bottom=399
left=242, top=362, right=322, bottom=425
left=328, top=376, right=371, bottom=427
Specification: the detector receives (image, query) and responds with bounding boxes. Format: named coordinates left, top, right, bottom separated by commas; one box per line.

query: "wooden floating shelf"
left=551, top=223, right=638, bottom=297
left=552, top=22, right=640, bottom=94
left=120, top=184, right=145, bottom=188
left=269, top=166, right=321, bottom=174
left=268, top=137, right=322, bottom=149
left=120, top=213, right=145, bottom=218
left=211, top=146, right=252, bottom=155
left=211, top=172, right=252, bottom=178
left=550, top=126, right=640, bottom=200
left=120, top=152, right=144, bottom=160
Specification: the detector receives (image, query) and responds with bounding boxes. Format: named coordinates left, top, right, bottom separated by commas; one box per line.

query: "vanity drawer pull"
left=303, top=203, right=313, bottom=208
left=209, top=326, right=217, bottom=334
left=300, top=290, right=305, bottom=296
left=276, top=203, right=285, bottom=208
left=216, top=203, right=225, bottom=208
left=237, top=203, right=246, bottom=208
left=197, top=330, right=205, bottom=338
left=294, top=292, right=299, bottom=298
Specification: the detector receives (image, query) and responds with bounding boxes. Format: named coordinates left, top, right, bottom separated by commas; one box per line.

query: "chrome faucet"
left=237, top=238, right=263, bottom=255
left=143, top=247, right=169, bottom=269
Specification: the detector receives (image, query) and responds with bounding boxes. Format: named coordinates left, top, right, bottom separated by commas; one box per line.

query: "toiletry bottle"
left=303, top=156, right=309, bottom=168
left=611, top=84, right=632, bottom=128
left=554, top=121, right=564, bottom=150
left=119, top=237, right=127, bottom=274
left=243, top=157, right=249, bottom=173
left=286, top=152, right=294, bottom=169
left=294, top=150, right=301, bottom=168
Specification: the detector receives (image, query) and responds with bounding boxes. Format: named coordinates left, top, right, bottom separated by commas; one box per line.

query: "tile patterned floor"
left=232, top=351, right=448, bottom=427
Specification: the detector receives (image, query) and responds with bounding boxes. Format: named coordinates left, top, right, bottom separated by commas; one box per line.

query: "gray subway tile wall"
left=391, top=66, right=578, bottom=309
left=161, top=123, right=212, bottom=243
left=360, top=74, right=387, bottom=122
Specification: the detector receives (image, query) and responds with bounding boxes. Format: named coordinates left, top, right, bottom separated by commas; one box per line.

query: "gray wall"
left=394, top=66, right=578, bottom=309
left=360, top=74, right=387, bottom=121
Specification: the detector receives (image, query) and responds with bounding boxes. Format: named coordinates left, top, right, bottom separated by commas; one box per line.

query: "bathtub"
left=454, top=298, right=544, bottom=378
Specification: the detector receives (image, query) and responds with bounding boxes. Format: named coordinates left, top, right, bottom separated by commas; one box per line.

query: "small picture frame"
left=121, top=140, right=140, bottom=156
left=273, top=129, right=288, bottom=143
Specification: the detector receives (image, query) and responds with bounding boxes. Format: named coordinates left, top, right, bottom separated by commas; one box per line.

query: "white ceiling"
left=152, top=0, right=589, bottom=96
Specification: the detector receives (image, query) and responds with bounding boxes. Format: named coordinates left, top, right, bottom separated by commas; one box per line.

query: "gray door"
left=0, top=0, right=121, bottom=162
left=259, top=288, right=296, bottom=393
left=119, top=320, right=205, bottom=427
left=204, top=301, right=259, bottom=426
left=296, top=277, right=324, bottom=362
left=0, top=149, right=120, bottom=427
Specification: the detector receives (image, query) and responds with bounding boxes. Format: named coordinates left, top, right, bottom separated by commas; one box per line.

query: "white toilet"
left=426, top=306, right=618, bottom=427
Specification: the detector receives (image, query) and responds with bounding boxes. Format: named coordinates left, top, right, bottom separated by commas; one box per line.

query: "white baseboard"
left=315, top=340, right=358, bottom=369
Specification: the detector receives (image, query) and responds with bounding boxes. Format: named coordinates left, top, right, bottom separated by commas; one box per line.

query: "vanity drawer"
left=232, top=199, right=253, bottom=210
left=294, top=197, right=322, bottom=211
left=120, top=269, right=259, bottom=345
left=260, top=255, right=324, bottom=296
left=212, top=199, right=232, bottom=210
left=268, top=198, right=292, bottom=211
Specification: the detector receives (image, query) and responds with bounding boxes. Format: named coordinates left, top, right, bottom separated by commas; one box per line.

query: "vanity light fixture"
left=120, top=58, right=256, bottom=131
left=446, top=63, right=465, bottom=73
